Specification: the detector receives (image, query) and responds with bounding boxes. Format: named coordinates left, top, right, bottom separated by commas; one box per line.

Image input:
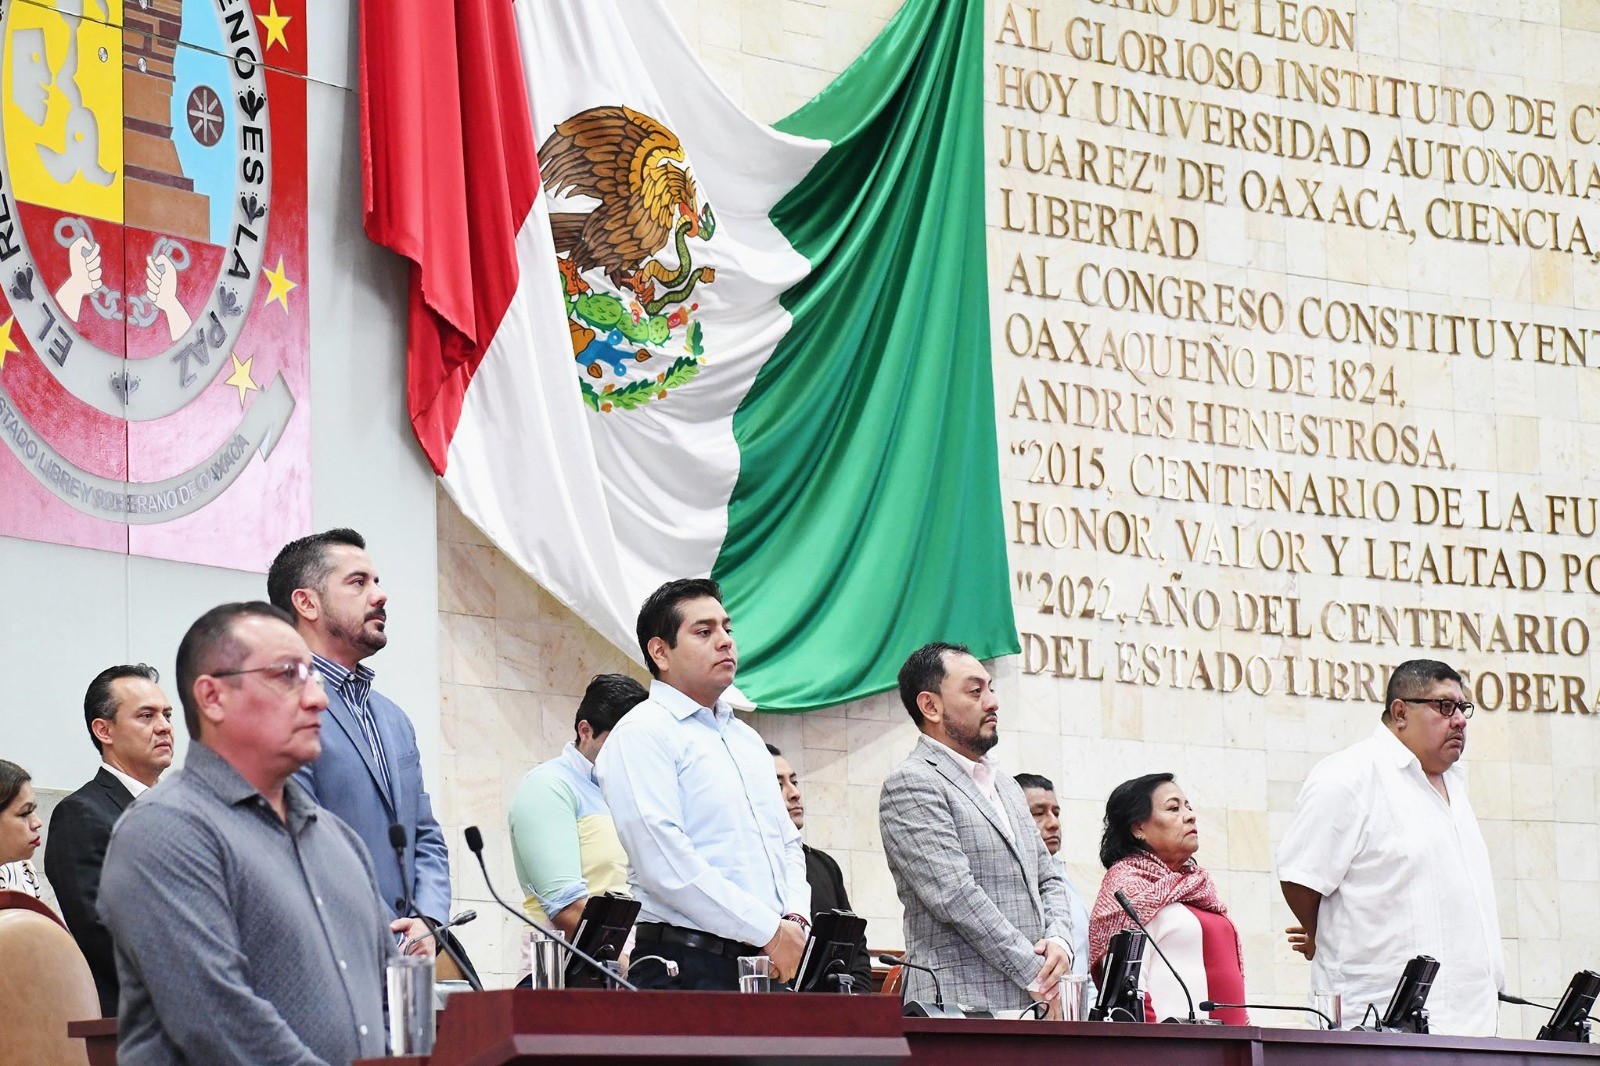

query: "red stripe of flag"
left=359, top=0, right=540, bottom=474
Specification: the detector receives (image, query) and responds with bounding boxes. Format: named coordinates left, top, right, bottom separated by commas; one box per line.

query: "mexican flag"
left=361, top=0, right=1016, bottom=711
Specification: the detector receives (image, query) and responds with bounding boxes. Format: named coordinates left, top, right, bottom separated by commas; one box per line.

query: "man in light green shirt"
left=509, top=673, right=646, bottom=968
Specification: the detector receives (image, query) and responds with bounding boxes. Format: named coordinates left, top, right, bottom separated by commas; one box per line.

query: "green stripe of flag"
left=713, top=0, right=1018, bottom=712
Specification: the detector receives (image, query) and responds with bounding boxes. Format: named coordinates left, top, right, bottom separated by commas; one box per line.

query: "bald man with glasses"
left=99, top=602, right=393, bottom=1065
left=1277, top=659, right=1503, bottom=1035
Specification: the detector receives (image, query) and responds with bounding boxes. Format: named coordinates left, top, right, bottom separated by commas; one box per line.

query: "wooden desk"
left=65, top=1018, right=115, bottom=1066
left=368, top=988, right=910, bottom=1064
left=79, top=994, right=1600, bottom=1066
left=902, top=1019, right=1600, bottom=1065
left=1257, top=1026, right=1600, bottom=1065
left=904, top=1018, right=1256, bottom=1066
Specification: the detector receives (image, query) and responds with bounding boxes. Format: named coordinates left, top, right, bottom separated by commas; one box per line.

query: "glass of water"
left=1311, top=989, right=1342, bottom=1029
left=529, top=930, right=567, bottom=991
left=1058, top=973, right=1092, bottom=1021
left=386, top=955, right=435, bottom=1055
left=738, top=955, right=772, bottom=993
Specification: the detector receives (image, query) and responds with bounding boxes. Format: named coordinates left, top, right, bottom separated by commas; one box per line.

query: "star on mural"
left=0, top=316, right=16, bottom=370
left=263, top=257, right=298, bottom=311
left=257, top=0, right=292, bottom=52
left=224, top=353, right=260, bottom=407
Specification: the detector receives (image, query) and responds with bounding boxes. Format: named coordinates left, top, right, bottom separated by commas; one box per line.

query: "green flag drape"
left=714, top=0, right=1018, bottom=711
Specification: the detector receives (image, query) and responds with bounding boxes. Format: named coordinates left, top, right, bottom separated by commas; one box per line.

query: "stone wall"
left=439, top=1, right=1600, bottom=1038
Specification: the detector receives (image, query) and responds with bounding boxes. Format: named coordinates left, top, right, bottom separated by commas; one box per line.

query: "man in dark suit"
left=45, top=663, right=176, bottom=1015
left=268, top=529, right=458, bottom=968
left=768, top=743, right=873, bottom=993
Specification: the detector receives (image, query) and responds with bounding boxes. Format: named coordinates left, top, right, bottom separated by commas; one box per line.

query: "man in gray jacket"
left=880, top=642, right=1073, bottom=1014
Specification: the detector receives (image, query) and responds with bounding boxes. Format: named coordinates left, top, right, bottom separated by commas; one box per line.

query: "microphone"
left=1504, top=972, right=1600, bottom=1042
left=877, top=953, right=964, bottom=1018
left=1199, top=1000, right=1335, bottom=1029
left=463, top=825, right=639, bottom=991
left=1500, top=991, right=1553, bottom=1010
left=1114, top=889, right=1206, bottom=1024
left=1496, top=989, right=1595, bottom=1018
left=404, top=909, right=477, bottom=950
left=389, top=823, right=481, bottom=991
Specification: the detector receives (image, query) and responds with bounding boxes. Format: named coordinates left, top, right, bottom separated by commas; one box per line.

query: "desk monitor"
left=1090, top=929, right=1147, bottom=1022
left=565, top=891, right=640, bottom=989
left=795, top=909, right=867, bottom=993
left=1538, top=970, right=1600, bottom=1043
left=1378, top=954, right=1440, bottom=1034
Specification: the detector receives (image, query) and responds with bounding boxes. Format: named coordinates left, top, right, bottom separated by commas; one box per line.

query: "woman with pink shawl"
left=1089, top=773, right=1248, bottom=1025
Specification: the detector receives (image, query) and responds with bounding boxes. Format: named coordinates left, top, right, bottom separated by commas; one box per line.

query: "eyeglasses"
left=210, top=660, right=325, bottom=690
left=1398, top=697, right=1474, bottom=719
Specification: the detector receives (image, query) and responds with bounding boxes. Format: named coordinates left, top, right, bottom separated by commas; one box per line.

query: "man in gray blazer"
left=880, top=642, right=1073, bottom=1014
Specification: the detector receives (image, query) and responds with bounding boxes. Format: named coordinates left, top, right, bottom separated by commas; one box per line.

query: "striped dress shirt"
left=311, top=654, right=392, bottom=801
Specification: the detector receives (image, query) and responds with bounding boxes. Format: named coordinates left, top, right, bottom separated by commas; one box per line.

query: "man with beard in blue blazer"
left=269, top=528, right=462, bottom=972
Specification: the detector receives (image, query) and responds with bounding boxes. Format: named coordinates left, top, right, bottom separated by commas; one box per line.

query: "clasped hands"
left=1027, top=938, right=1072, bottom=1019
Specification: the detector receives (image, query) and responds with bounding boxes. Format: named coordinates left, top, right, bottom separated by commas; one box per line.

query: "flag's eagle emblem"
left=539, top=106, right=718, bottom=413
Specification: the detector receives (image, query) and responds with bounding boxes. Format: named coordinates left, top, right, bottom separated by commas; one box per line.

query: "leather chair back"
left=0, top=886, right=69, bottom=928
left=0, top=904, right=99, bottom=1065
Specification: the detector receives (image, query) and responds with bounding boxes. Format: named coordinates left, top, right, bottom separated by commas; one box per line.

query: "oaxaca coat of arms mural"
left=0, top=0, right=308, bottom=571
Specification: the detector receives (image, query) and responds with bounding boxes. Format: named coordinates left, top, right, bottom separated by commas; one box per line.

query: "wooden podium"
left=902, top=1017, right=1600, bottom=1065
left=78, top=994, right=1600, bottom=1065
left=358, top=988, right=910, bottom=1065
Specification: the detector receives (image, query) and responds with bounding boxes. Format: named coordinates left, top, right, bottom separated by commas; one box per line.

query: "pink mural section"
left=0, top=0, right=310, bottom=573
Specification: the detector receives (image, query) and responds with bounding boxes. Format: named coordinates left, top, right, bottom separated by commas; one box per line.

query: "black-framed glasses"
left=210, top=660, right=325, bottom=690
left=1399, top=697, right=1474, bottom=719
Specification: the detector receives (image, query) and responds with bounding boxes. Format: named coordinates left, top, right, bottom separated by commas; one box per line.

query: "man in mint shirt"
left=509, top=672, right=647, bottom=973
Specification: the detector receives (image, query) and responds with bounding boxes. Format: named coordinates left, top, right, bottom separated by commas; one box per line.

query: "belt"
left=634, top=922, right=759, bottom=960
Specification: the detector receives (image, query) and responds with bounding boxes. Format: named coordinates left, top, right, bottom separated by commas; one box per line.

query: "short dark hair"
left=635, top=578, right=722, bottom=678
left=765, top=742, right=782, bottom=757
left=1099, top=772, right=1176, bottom=868
left=897, top=641, right=969, bottom=726
left=83, top=664, right=160, bottom=754
left=575, top=673, right=648, bottom=738
left=175, top=602, right=295, bottom=739
left=1383, top=659, right=1464, bottom=720
left=267, top=528, right=367, bottom=617
left=1015, top=772, right=1054, bottom=793
left=0, top=760, right=30, bottom=812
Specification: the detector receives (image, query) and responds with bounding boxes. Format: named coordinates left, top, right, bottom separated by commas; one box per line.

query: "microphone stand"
left=1114, top=890, right=1213, bottom=1024
left=818, top=957, right=852, bottom=994
left=389, top=824, right=481, bottom=991
left=877, top=953, right=965, bottom=1018
left=1500, top=988, right=1600, bottom=1039
left=1499, top=990, right=1598, bottom=1020
left=1199, top=1000, right=1335, bottom=1029
left=464, top=825, right=639, bottom=991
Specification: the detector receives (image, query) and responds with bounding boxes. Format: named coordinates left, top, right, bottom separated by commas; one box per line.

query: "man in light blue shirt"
left=596, top=578, right=810, bottom=990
